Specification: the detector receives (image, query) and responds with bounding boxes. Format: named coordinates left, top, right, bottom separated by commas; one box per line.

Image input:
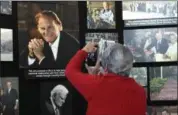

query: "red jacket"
left=65, top=50, right=147, bottom=115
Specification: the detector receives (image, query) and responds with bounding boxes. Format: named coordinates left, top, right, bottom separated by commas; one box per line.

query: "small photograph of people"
left=150, top=66, right=177, bottom=100
left=40, top=81, right=72, bottom=115
left=123, top=1, right=177, bottom=20
left=0, top=1, right=12, bottom=15
left=124, top=27, right=177, bottom=62
left=147, top=106, right=178, bottom=115
left=87, top=1, right=116, bottom=29
left=0, top=77, right=19, bottom=115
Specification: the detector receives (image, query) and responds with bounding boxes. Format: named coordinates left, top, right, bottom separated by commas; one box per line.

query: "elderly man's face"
left=54, top=92, right=67, bottom=107
left=6, top=82, right=11, bottom=89
left=37, top=16, right=61, bottom=43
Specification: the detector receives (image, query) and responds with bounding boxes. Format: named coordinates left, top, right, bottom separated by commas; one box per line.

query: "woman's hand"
left=82, top=41, right=97, bottom=53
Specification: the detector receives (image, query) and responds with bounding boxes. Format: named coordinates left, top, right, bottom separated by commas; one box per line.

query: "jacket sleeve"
left=65, top=50, right=101, bottom=101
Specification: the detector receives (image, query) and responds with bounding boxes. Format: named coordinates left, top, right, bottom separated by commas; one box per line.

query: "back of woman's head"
left=101, top=43, right=133, bottom=76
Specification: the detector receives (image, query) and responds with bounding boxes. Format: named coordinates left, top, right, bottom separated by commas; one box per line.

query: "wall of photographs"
left=0, top=1, right=177, bottom=115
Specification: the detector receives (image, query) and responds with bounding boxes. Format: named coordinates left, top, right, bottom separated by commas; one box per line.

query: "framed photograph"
left=0, top=77, right=19, bottom=115
left=87, top=1, right=116, bottom=29
left=124, top=27, right=177, bottom=62
left=17, top=1, right=80, bottom=78
left=0, top=28, right=13, bottom=61
left=0, top=1, right=12, bottom=15
left=40, top=81, right=72, bottom=115
left=149, top=66, right=177, bottom=100
left=122, top=1, right=177, bottom=27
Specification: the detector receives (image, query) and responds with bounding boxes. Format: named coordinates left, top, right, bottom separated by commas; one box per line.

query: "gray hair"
left=51, top=85, right=69, bottom=97
left=100, top=43, right=133, bottom=76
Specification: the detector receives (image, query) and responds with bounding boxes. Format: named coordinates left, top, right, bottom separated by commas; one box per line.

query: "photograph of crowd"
left=149, top=66, right=177, bottom=100
left=87, top=1, right=116, bottom=29
left=124, top=27, right=177, bottom=62
left=0, top=1, right=12, bottom=15
left=123, top=1, right=177, bottom=20
left=18, top=2, right=79, bottom=69
left=0, top=28, right=13, bottom=61
left=85, top=33, right=118, bottom=66
left=147, top=106, right=178, bottom=115
left=0, top=77, right=19, bottom=115
left=130, top=67, right=147, bottom=86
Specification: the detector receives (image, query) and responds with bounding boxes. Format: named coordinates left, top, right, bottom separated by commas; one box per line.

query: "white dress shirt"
left=8, top=88, right=11, bottom=94
left=28, top=33, right=60, bottom=65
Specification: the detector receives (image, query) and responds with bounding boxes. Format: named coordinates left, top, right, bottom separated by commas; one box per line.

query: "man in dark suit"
left=3, top=81, right=18, bottom=115
left=146, top=30, right=169, bottom=55
left=19, top=10, right=79, bottom=69
left=154, top=30, right=168, bottom=54
left=41, top=85, right=69, bottom=115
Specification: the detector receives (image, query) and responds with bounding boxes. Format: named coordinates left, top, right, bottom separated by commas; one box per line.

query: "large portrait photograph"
left=17, top=2, right=80, bottom=78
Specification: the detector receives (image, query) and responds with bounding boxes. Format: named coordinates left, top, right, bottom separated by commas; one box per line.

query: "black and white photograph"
left=124, top=27, right=177, bottom=62
left=87, top=1, right=116, bottom=29
left=0, top=1, right=12, bottom=15
left=0, top=77, right=19, bottom=115
left=149, top=66, right=177, bottom=101
left=122, top=1, right=177, bottom=26
left=0, top=28, right=13, bottom=61
left=40, top=81, right=72, bottom=115
left=18, top=1, right=80, bottom=78
left=130, top=67, right=147, bottom=86
left=147, top=106, right=178, bottom=115
left=85, top=33, right=118, bottom=66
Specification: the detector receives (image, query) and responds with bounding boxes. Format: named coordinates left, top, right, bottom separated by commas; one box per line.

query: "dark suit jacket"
left=155, top=38, right=169, bottom=54
left=41, top=99, right=62, bottom=115
left=4, top=88, right=18, bottom=109
left=146, top=38, right=168, bottom=54
left=20, top=31, right=79, bottom=69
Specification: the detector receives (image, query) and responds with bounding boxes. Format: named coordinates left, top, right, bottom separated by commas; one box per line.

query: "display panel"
left=149, top=66, right=177, bottom=101
left=0, top=1, right=12, bottom=15
left=0, top=77, right=19, bottom=115
left=130, top=67, right=147, bottom=86
left=122, top=1, right=177, bottom=27
left=87, top=1, right=116, bottom=29
left=0, top=28, right=13, bottom=61
left=17, top=2, right=80, bottom=78
left=124, top=27, right=177, bottom=62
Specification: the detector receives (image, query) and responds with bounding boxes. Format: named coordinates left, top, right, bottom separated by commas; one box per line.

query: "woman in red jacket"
left=65, top=42, right=147, bottom=115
